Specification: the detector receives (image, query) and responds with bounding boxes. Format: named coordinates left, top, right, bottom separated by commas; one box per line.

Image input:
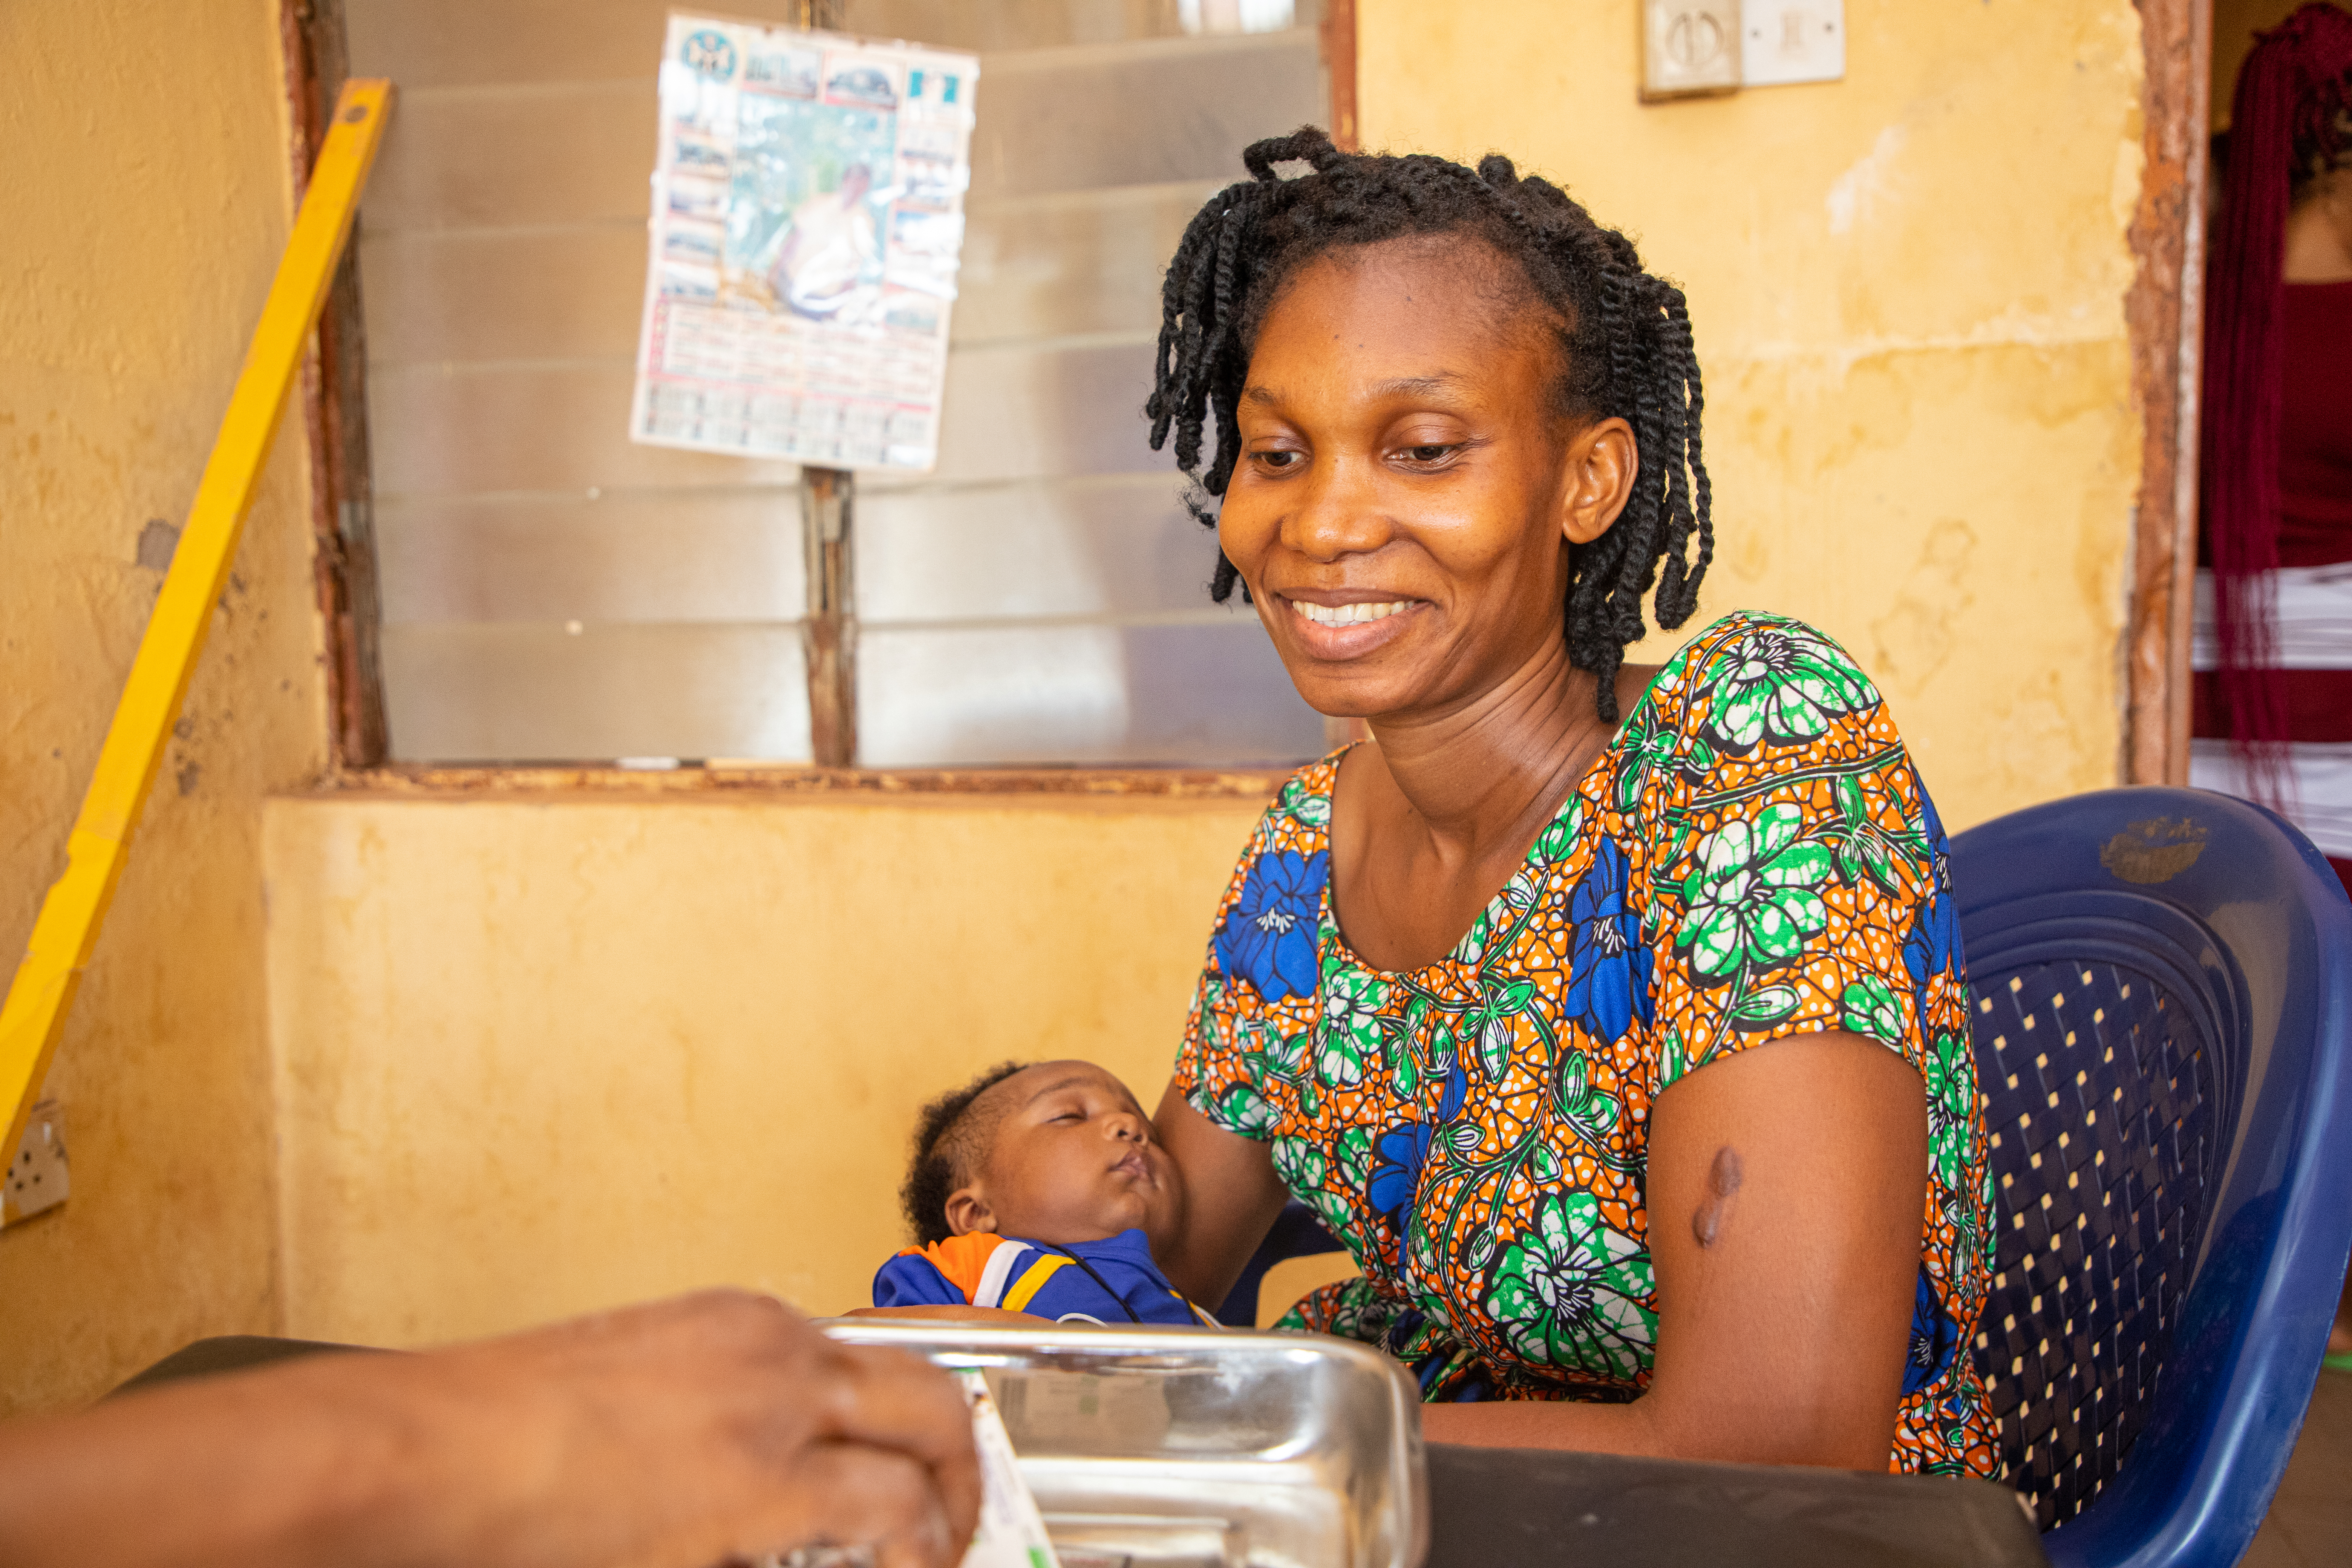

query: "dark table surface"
left=1424, top=1442, right=2047, bottom=1568
left=121, top=1338, right=2049, bottom=1568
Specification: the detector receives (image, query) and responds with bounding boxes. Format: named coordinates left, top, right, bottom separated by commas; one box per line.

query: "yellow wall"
left=0, top=0, right=323, bottom=1410
left=262, top=793, right=1262, bottom=1342
left=1360, top=0, right=2148, bottom=830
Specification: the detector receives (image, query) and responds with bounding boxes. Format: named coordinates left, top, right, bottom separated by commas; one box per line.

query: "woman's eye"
left=1255, top=449, right=1302, bottom=470
left=1401, top=444, right=1457, bottom=464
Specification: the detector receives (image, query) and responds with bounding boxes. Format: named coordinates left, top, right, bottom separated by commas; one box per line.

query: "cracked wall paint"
left=0, top=0, right=325, bottom=1413
left=1361, top=0, right=2143, bottom=822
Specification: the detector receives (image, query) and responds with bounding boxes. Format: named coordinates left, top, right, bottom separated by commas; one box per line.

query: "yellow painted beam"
left=0, top=80, right=393, bottom=1169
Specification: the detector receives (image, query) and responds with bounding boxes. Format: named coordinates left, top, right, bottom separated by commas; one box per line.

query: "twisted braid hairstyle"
left=1145, top=127, right=1712, bottom=721
left=899, top=1059, right=1030, bottom=1246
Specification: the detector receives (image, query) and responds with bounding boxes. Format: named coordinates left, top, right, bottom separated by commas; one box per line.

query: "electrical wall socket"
left=1741, top=0, right=1845, bottom=88
left=3, top=1100, right=69, bottom=1227
left=1640, top=0, right=1741, bottom=101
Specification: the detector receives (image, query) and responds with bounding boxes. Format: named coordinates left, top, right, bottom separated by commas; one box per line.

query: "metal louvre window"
left=347, top=0, right=1328, bottom=767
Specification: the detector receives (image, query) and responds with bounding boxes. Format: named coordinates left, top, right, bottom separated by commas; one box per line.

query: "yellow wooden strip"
left=0, top=81, right=393, bottom=1167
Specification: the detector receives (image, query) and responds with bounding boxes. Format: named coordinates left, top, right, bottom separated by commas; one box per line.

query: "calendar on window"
left=630, top=11, right=977, bottom=472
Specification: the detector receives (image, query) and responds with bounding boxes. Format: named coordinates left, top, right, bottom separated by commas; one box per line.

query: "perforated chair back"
left=1950, top=788, right=2352, bottom=1568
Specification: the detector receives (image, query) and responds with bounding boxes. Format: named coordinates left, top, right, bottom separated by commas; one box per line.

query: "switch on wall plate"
left=1742, top=0, right=1845, bottom=88
left=1640, top=1, right=1741, bottom=101
left=3, top=1100, right=69, bottom=1227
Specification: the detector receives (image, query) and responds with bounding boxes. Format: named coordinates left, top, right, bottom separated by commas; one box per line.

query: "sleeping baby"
left=867, top=1060, right=1219, bottom=1327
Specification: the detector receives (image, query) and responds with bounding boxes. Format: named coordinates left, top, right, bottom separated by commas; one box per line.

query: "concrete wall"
left=1359, top=0, right=2149, bottom=828
left=262, top=793, right=1263, bottom=1341
left=0, top=0, right=323, bottom=1411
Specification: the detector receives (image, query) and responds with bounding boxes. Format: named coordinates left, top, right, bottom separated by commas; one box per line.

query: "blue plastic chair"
left=1951, top=786, right=2352, bottom=1568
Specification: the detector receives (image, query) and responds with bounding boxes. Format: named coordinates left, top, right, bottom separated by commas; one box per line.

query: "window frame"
left=285, top=0, right=2199, bottom=795
left=283, top=0, right=1349, bottom=796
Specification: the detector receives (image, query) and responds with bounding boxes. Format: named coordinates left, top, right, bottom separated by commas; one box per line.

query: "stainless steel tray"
left=820, top=1321, right=1427, bottom=1568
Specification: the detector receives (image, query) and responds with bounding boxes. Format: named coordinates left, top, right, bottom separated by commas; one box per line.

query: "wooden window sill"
left=303, top=763, right=1295, bottom=801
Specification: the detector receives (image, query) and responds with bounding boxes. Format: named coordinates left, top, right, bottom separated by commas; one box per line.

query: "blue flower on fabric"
left=1367, top=1124, right=1433, bottom=1228
left=1214, top=849, right=1329, bottom=1002
left=1917, top=787, right=1949, bottom=852
left=1562, top=839, right=1655, bottom=1043
left=1366, top=1065, right=1467, bottom=1227
left=1903, top=885, right=1961, bottom=997
left=1902, top=1265, right=1961, bottom=1395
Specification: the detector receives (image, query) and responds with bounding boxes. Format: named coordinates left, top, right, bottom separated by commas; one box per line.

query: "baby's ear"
left=943, top=1184, right=997, bottom=1237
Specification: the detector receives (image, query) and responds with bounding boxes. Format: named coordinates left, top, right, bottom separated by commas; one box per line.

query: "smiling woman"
left=1140, top=129, right=1994, bottom=1477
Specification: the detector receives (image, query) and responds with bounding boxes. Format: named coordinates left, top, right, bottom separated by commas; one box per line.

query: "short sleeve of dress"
left=1630, top=614, right=1969, bottom=1104
left=1170, top=761, right=1340, bottom=1143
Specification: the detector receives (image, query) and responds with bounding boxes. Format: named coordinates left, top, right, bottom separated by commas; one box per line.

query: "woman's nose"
left=1283, top=453, right=1392, bottom=563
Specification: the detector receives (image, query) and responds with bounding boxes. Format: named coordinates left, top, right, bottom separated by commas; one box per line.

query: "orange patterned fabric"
left=1174, top=612, right=1997, bottom=1475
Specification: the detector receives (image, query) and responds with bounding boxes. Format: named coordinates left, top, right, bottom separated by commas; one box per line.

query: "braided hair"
left=899, top=1060, right=1030, bottom=1246
left=1145, top=127, right=1712, bottom=721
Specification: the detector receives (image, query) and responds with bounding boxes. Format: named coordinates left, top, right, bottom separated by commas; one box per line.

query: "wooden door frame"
left=2125, top=0, right=2212, bottom=786
left=282, top=0, right=388, bottom=770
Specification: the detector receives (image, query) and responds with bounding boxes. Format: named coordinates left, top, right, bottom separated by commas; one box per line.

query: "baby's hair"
left=900, top=1060, right=1031, bottom=1247
left=1145, top=126, right=1713, bottom=721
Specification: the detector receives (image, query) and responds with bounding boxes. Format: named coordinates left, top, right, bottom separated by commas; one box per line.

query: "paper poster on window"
left=630, top=12, right=977, bottom=472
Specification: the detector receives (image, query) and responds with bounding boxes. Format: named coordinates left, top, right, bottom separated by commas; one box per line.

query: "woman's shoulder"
left=1246, top=746, right=1349, bottom=853
left=1629, top=610, right=1887, bottom=759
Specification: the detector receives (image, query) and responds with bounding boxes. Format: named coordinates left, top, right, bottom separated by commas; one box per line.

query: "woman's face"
left=1217, top=234, right=1634, bottom=722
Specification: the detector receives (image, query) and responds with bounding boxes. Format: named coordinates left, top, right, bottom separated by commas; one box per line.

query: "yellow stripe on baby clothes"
left=1002, top=1255, right=1073, bottom=1313
left=971, top=1239, right=1033, bottom=1308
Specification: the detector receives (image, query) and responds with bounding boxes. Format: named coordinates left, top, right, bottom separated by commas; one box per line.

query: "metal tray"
left=821, top=1320, right=1427, bottom=1568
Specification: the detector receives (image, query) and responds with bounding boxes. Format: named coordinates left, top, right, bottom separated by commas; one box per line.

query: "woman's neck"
left=1362, top=632, right=1612, bottom=859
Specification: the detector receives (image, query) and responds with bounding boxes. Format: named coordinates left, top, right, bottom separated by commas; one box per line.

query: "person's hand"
left=0, top=1289, right=982, bottom=1568
left=387, top=1289, right=984, bottom=1568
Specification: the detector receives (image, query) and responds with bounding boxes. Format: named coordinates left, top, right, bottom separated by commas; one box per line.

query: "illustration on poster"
left=630, top=14, right=978, bottom=472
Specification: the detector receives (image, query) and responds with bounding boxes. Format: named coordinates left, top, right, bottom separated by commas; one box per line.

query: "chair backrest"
left=1951, top=788, right=2352, bottom=1568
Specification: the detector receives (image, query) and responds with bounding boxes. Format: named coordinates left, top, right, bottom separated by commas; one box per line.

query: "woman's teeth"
left=1290, top=599, right=1410, bottom=627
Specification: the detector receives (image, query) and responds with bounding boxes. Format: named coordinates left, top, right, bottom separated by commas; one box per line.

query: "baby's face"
left=949, top=1061, right=1185, bottom=1252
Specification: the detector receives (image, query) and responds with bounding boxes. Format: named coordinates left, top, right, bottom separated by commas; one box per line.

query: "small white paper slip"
left=958, top=1368, right=1061, bottom=1568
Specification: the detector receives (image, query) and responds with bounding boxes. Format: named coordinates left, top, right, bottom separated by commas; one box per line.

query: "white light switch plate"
left=1641, top=1, right=1741, bottom=101
left=1742, top=0, right=1845, bottom=87
left=3, top=1100, right=69, bottom=1227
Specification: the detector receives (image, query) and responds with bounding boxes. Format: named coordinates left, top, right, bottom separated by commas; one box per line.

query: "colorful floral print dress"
left=1174, top=612, right=1998, bottom=1476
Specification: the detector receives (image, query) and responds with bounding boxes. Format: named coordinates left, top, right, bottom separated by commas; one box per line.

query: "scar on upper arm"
left=1691, top=1145, right=1743, bottom=1248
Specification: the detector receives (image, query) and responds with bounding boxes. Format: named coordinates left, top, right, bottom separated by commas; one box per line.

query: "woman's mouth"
left=1288, top=598, right=1413, bottom=627
left=1279, top=594, right=1422, bottom=656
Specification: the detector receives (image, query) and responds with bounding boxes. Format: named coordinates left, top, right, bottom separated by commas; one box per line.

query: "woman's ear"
left=943, top=1184, right=997, bottom=1238
left=1560, top=416, right=1638, bottom=546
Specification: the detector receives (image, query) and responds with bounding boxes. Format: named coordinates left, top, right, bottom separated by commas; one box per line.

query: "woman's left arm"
left=1421, top=1030, right=1926, bottom=1467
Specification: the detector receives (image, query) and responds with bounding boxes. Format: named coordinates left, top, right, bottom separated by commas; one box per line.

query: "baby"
left=869, top=1060, right=1216, bottom=1326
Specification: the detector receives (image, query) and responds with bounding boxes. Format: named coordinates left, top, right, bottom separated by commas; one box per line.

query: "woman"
left=2195, top=4, right=2352, bottom=1365
left=1145, top=131, right=1994, bottom=1476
